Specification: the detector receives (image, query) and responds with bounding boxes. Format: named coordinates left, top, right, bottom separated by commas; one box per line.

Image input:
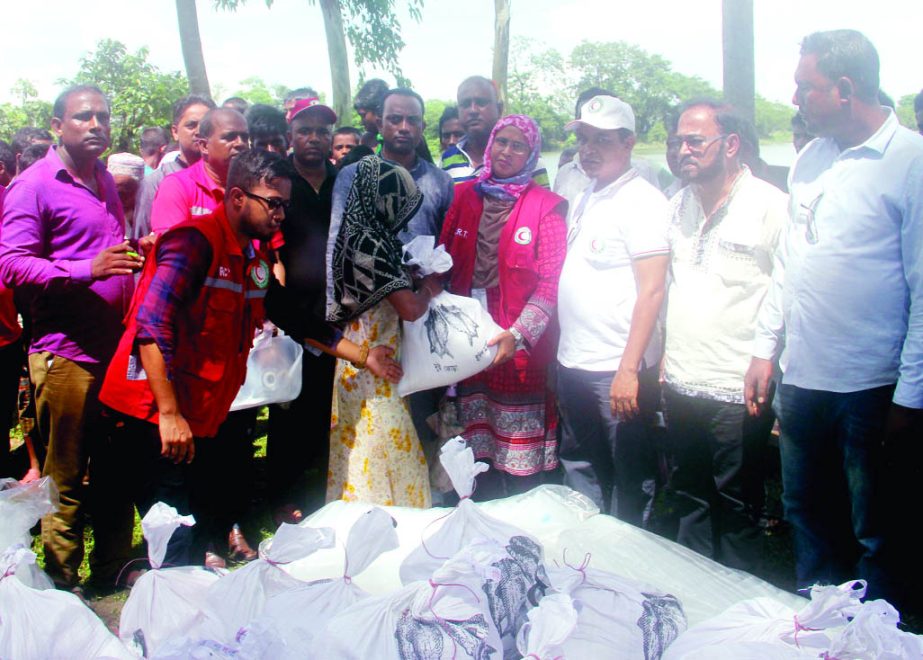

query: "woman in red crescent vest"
left=438, top=114, right=568, bottom=496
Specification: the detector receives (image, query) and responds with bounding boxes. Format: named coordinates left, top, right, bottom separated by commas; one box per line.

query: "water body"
left=543, top=141, right=797, bottom=186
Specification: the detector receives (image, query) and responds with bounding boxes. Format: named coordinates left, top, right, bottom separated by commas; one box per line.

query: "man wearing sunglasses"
left=746, top=30, right=923, bottom=605
left=100, top=150, right=294, bottom=568
left=662, top=99, right=788, bottom=572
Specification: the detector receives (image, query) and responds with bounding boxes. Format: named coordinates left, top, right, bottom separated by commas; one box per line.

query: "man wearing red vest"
left=100, top=150, right=294, bottom=566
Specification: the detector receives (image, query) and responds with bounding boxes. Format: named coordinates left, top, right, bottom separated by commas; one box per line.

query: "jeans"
left=557, top=365, right=659, bottom=526
left=663, top=388, right=771, bottom=572
left=777, top=383, right=896, bottom=600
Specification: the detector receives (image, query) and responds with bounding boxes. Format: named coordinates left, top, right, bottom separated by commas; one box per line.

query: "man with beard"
left=133, top=95, right=216, bottom=239
left=662, top=99, right=787, bottom=572
left=265, top=96, right=340, bottom=522
left=100, top=150, right=293, bottom=567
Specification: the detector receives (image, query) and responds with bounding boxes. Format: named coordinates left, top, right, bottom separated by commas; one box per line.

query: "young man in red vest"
left=99, top=149, right=294, bottom=567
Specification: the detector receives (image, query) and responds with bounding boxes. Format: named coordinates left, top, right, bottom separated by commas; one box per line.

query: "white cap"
left=565, top=95, right=636, bottom=133
left=107, top=152, right=145, bottom=181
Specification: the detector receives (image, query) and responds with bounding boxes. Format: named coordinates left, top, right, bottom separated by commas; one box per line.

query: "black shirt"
left=266, top=159, right=338, bottom=345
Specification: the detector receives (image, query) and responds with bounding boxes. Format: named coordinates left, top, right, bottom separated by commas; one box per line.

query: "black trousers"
left=267, top=351, right=335, bottom=510
left=662, top=387, right=773, bottom=572
left=0, top=338, right=22, bottom=478
left=106, top=411, right=194, bottom=568
left=557, top=365, right=660, bottom=526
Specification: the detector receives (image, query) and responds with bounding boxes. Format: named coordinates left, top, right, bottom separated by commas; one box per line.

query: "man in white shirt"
left=745, top=30, right=923, bottom=601
left=662, top=99, right=788, bottom=572
left=556, top=95, right=670, bottom=525
left=554, top=87, right=674, bottom=203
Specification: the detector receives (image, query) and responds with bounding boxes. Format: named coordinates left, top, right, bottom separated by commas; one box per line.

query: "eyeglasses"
left=493, top=136, right=530, bottom=155
left=666, top=134, right=727, bottom=152
left=243, top=190, right=291, bottom=213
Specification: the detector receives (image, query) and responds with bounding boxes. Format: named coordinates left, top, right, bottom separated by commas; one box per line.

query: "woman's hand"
left=419, top=273, right=444, bottom=298
left=367, top=345, right=403, bottom=383
left=488, top=330, right=517, bottom=368
left=610, top=368, right=640, bottom=419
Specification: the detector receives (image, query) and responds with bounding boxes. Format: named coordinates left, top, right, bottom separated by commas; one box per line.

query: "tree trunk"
left=318, top=0, right=352, bottom=125
left=722, top=0, right=755, bottom=123
left=175, top=0, right=211, bottom=98
left=492, top=0, right=511, bottom=106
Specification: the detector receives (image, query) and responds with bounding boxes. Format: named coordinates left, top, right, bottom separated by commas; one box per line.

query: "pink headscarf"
left=474, top=114, right=542, bottom=202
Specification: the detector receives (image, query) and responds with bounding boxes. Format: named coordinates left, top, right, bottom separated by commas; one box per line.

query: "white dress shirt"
left=664, top=168, right=788, bottom=403
left=753, top=110, right=923, bottom=408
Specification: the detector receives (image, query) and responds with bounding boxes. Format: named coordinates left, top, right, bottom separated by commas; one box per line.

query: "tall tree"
left=176, top=0, right=212, bottom=98
left=214, top=0, right=423, bottom=125
left=492, top=0, right=511, bottom=104
left=722, top=0, right=755, bottom=123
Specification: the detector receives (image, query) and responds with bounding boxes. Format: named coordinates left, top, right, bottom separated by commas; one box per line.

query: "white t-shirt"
left=557, top=169, right=670, bottom=372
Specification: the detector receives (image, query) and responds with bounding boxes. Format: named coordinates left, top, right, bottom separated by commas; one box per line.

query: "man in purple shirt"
left=0, top=84, right=142, bottom=591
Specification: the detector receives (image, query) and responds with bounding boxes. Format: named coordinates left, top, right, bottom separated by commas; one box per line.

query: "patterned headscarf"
left=474, top=114, right=542, bottom=202
left=328, top=155, right=424, bottom=322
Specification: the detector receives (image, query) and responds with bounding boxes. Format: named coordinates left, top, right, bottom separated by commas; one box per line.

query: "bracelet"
left=351, top=342, right=369, bottom=369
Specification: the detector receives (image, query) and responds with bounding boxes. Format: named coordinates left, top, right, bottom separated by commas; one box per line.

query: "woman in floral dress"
left=326, top=156, right=441, bottom=507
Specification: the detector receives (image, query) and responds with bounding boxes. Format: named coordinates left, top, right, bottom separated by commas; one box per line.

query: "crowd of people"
left=0, top=28, right=921, bottom=617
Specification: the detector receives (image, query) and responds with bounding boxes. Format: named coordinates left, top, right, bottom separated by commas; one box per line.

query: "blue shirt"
left=753, top=110, right=923, bottom=408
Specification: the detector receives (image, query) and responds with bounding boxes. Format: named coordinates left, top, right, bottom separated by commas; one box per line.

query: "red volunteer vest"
left=438, top=180, right=566, bottom=370
left=100, top=207, right=269, bottom=437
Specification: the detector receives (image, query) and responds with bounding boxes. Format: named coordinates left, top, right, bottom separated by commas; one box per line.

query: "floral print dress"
left=327, top=301, right=431, bottom=508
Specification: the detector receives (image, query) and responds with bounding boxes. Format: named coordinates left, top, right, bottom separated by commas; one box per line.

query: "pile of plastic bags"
left=0, top=477, right=135, bottom=659
left=2, top=440, right=922, bottom=659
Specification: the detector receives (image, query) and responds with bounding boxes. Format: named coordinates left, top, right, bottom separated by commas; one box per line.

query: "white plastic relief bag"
left=314, top=540, right=510, bottom=660
left=400, top=438, right=534, bottom=585
left=398, top=236, right=502, bottom=397
left=240, top=508, right=399, bottom=658
left=120, top=503, right=225, bottom=658
left=398, top=290, right=503, bottom=397
left=663, top=580, right=866, bottom=660
left=230, top=322, right=303, bottom=411
left=0, top=476, right=59, bottom=550
left=824, top=598, right=923, bottom=659
left=548, top=559, right=687, bottom=660
left=515, top=592, right=580, bottom=659
left=402, top=235, right=454, bottom=276
left=207, top=523, right=335, bottom=641
left=0, top=548, right=134, bottom=659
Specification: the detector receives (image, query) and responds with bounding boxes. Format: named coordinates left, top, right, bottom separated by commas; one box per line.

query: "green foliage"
left=341, top=0, right=424, bottom=86
left=423, top=97, right=450, bottom=156
left=505, top=39, right=572, bottom=150
left=0, top=80, right=52, bottom=142
left=754, top=95, right=796, bottom=139
left=61, top=39, right=188, bottom=152
left=232, top=76, right=288, bottom=106
left=897, top=94, right=917, bottom=130
left=570, top=41, right=685, bottom=140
